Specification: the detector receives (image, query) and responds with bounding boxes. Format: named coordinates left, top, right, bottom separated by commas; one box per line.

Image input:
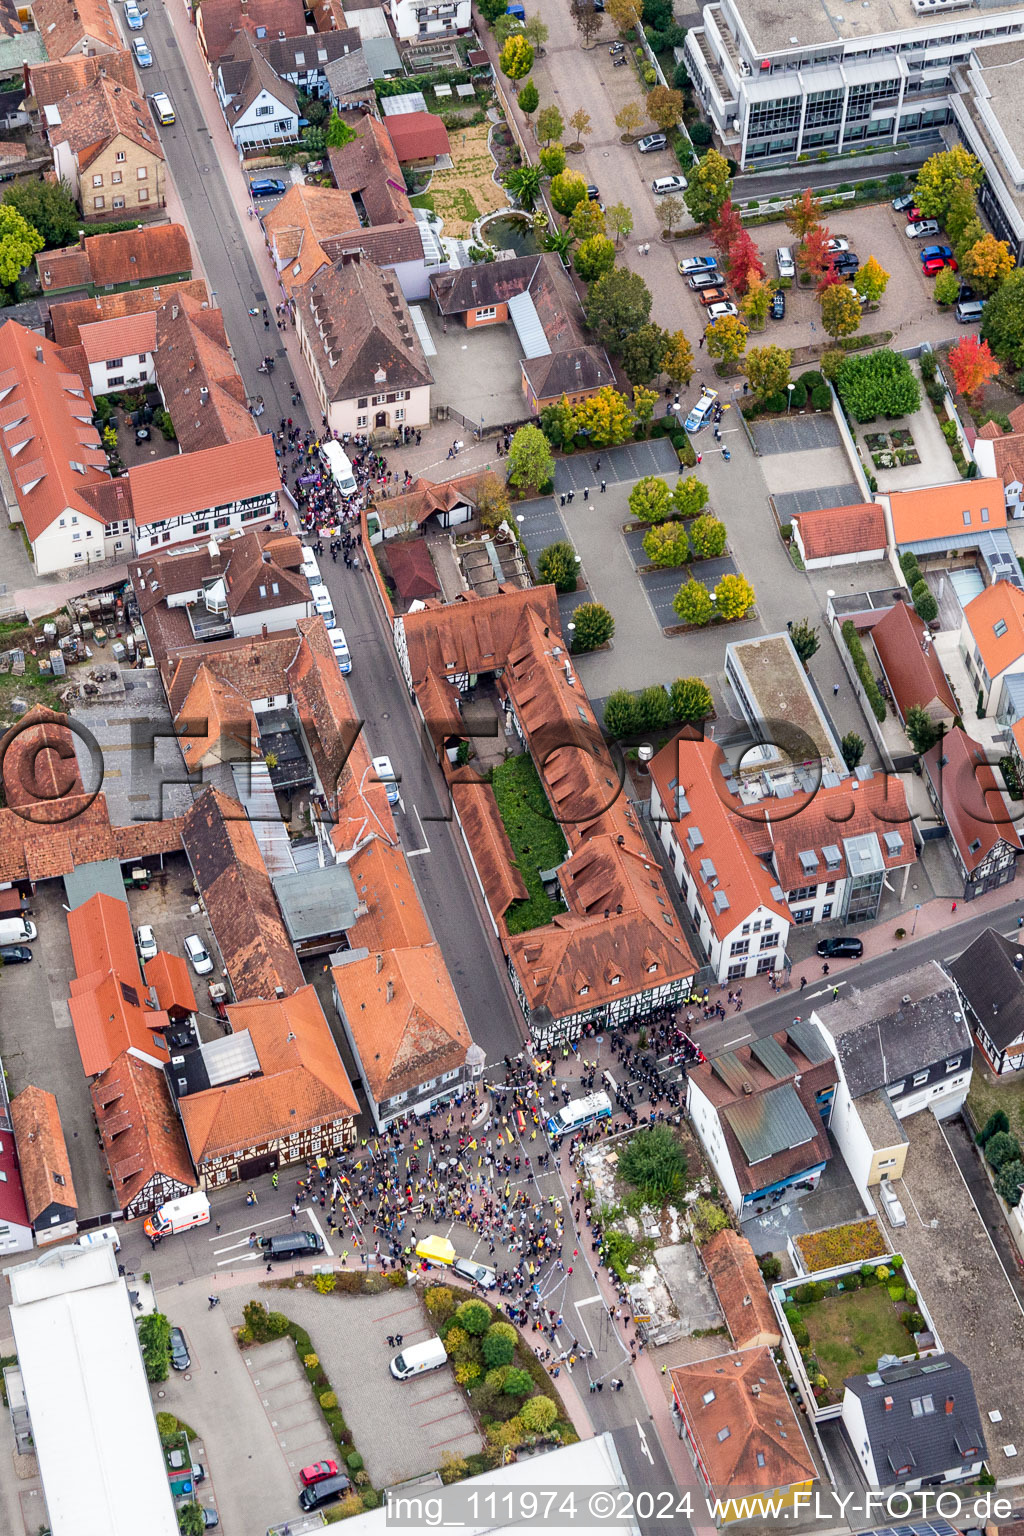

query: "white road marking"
left=406, top=803, right=432, bottom=857
left=636, top=1420, right=654, bottom=1466
left=307, top=1207, right=334, bottom=1256
left=211, top=1215, right=285, bottom=1241
left=718, top=1032, right=751, bottom=1049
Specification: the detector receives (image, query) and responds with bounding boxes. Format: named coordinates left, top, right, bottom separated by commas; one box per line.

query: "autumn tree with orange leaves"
left=947, top=335, right=1000, bottom=406
left=727, top=229, right=766, bottom=296
left=785, top=188, right=823, bottom=243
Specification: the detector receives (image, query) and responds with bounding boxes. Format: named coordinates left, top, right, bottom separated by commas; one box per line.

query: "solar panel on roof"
left=750, top=1034, right=795, bottom=1080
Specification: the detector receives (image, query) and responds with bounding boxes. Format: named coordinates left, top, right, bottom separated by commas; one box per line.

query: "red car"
left=300, top=1461, right=339, bottom=1487
left=922, top=255, right=958, bottom=276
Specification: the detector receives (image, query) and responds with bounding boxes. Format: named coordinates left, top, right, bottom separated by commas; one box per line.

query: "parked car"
left=775, top=245, right=795, bottom=279
left=586, top=183, right=601, bottom=201
left=300, top=1461, right=340, bottom=1487
left=891, top=191, right=916, bottom=212
left=202, top=1511, right=219, bottom=1530
left=906, top=219, right=940, bottom=239
left=250, top=178, right=286, bottom=197
left=825, top=237, right=851, bottom=253
left=832, top=252, right=860, bottom=279
left=922, top=255, right=957, bottom=276
left=0, top=945, right=32, bottom=965
left=770, top=288, right=785, bottom=320
left=372, top=755, right=400, bottom=806
left=452, top=1256, right=498, bottom=1290
left=124, top=0, right=146, bottom=26
left=169, top=1326, right=191, bottom=1371
left=683, top=387, right=718, bottom=433
left=652, top=173, right=687, bottom=195
left=150, top=91, right=174, bottom=124
left=705, top=301, right=739, bottom=321
left=184, top=934, right=213, bottom=975
left=132, top=36, right=152, bottom=66
left=816, top=936, right=864, bottom=959
left=698, top=286, right=730, bottom=307
left=636, top=133, right=667, bottom=153
left=678, top=254, right=717, bottom=274
left=956, top=297, right=985, bottom=323
left=136, top=924, right=157, bottom=962
left=919, top=244, right=954, bottom=264
left=688, top=269, right=723, bottom=291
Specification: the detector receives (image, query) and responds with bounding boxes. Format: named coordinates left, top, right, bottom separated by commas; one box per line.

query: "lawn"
left=968, top=1066, right=1024, bottom=1141
left=490, top=753, right=567, bottom=935
left=423, top=121, right=504, bottom=237
left=800, top=1286, right=913, bottom=1393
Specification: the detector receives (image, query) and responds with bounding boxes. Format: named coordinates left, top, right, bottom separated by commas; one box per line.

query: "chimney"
left=1015, top=953, right=1024, bottom=972
left=261, top=623, right=268, bottom=638
left=34, top=345, right=43, bottom=363
left=171, top=303, right=179, bottom=321
left=946, top=1396, right=955, bottom=1415
left=375, top=953, right=384, bottom=973
left=883, top=1396, right=893, bottom=1413
left=386, top=979, right=394, bottom=1003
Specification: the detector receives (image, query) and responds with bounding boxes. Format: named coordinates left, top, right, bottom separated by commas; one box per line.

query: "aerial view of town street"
left=15, top=0, right=1024, bottom=1532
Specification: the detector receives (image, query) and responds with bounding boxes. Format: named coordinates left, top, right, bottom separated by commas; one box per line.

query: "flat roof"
left=62, top=857, right=128, bottom=911
left=725, top=631, right=843, bottom=770
left=272, top=863, right=360, bottom=940
left=733, top=0, right=1024, bottom=55
left=9, top=1243, right=178, bottom=1536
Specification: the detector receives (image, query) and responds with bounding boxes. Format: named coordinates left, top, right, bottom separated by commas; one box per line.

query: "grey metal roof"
left=843, top=830, right=883, bottom=874
left=722, top=1082, right=818, bottom=1165
left=948, top=927, right=1024, bottom=1051
left=272, top=863, right=360, bottom=941
left=1000, top=670, right=1024, bottom=721
left=750, top=1034, right=796, bottom=1081
left=786, top=1017, right=833, bottom=1065
left=63, top=859, right=128, bottom=911
left=199, top=1028, right=261, bottom=1088
left=844, top=1353, right=987, bottom=1483
left=362, top=35, right=402, bottom=79
left=507, top=290, right=551, bottom=360
left=902, top=528, right=1024, bottom=588
left=710, top=1051, right=753, bottom=1094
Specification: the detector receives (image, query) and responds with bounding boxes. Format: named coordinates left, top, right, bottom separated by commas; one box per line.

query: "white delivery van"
left=300, top=545, right=321, bottom=584
left=77, top=1225, right=121, bottom=1252
left=320, top=440, right=358, bottom=497
left=390, top=1337, right=447, bottom=1380
left=0, top=918, right=37, bottom=944
left=144, top=1190, right=211, bottom=1238
left=327, top=626, right=352, bottom=674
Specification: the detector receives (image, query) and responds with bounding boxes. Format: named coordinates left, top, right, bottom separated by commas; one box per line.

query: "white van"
left=390, top=1337, right=447, bottom=1380
left=300, top=544, right=321, bottom=584
left=956, top=298, right=985, bottom=324
left=0, top=917, right=36, bottom=944
left=327, top=626, right=351, bottom=674
left=77, top=1225, right=121, bottom=1252
left=310, top=584, right=336, bottom=629
left=320, top=440, right=358, bottom=497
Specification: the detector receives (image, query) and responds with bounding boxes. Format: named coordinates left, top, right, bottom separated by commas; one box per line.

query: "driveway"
left=751, top=416, right=843, bottom=456
left=554, top=438, right=678, bottom=492
left=268, top=1287, right=481, bottom=1488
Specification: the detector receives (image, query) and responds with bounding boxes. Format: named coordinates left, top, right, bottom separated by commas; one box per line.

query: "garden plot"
left=419, top=122, right=505, bottom=236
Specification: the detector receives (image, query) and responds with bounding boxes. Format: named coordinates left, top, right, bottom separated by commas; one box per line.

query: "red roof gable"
left=385, top=111, right=451, bottom=162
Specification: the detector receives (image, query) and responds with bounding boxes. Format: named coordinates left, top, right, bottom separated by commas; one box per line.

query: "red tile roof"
left=923, top=726, right=1022, bottom=872
left=153, top=293, right=259, bottom=455
left=403, top=586, right=560, bottom=689
left=144, top=951, right=196, bottom=1018
left=701, top=1230, right=780, bottom=1350
left=328, top=115, right=410, bottom=227
left=47, top=76, right=164, bottom=168
left=964, top=579, right=1024, bottom=679
left=387, top=539, right=440, bottom=600
left=740, top=770, right=915, bottom=891
left=888, top=478, right=1005, bottom=544
left=196, top=0, right=306, bottom=67
left=9, top=1085, right=77, bottom=1222
left=79, top=310, right=157, bottom=367
left=35, top=245, right=92, bottom=293
left=90, top=1050, right=195, bottom=1213
left=128, top=435, right=280, bottom=525
left=0, top=705, right=84, bottom=817
left=871, top=601, right=957, bottom=724
left=0, top=319, right=109, bottom=542
left=85, top=224, right=191, bottom=289
left=33, top=0, right=120, bottom=59
left=451, top=779, right=528, bottom=919
left=669, top=1348, right=814, bottom=1493
left=48, top=280, right=210, bottom=347
left=384, top=111, right=450, bottom=163
left=67, top=891, right=172, bottom=1076
left=0, top=1132, right=30, bottom=1234
left=299, top=251, right=432, bottom=405
left=26, top=50, right=138, bottom=113
left=178, top=986, right=356, bottom=1163
left=791, top=500, right=885, bottom=561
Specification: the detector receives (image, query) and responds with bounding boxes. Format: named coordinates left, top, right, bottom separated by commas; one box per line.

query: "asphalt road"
left=692, top=893, right=1024, bottom=1059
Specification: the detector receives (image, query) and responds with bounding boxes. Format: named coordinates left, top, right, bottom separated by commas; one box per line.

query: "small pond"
left=479, top=212, right=541, bottom=255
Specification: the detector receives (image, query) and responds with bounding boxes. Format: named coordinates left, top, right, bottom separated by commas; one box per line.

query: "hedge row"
left=841, top=619, right=886, bottom=722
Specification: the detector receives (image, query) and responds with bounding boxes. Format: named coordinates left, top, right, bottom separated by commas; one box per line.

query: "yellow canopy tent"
left=415, top=1235, right=455, bottom=1265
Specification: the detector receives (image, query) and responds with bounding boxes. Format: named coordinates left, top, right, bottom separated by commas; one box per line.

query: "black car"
left=770, top=289, right=785, bottom=320
left=891, top=191, right=916, bottom=213
left=816, top=936, right=864, bottom=959
left=586, top=184, right=600, bottom=201
left=958, top=282, right=978, bottom=303
left=0, top=945, right=32, bottom=964
left=169, top=1325, right=191, bottom=1371
left=832, top=252, right=860, bottom=279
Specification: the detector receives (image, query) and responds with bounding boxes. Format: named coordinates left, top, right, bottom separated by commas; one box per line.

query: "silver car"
left=452, top=1257, right=497, bottom=1290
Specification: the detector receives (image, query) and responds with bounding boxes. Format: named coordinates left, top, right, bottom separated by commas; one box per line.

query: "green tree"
left=502, top=1367, right=534, bottom=1396
left=996, top=1159, right=1024, bottom=1206
left=841, top=731, right=865, bottom=770
left=618, top=1123, right=688, bottom=1202
left=455, top=1298, right=493, bottom=1335
left=0, top=203, right=43, bottom=288
left=570, top=601, right=614, bottom=651
left=325, top=109, right=356, bottom=148
left=642, top=521, right=690, bottom=567
left=979, top=1109, right=1010, bottom=1145
left=507, top=424, right=554, bottom=492
left=550, top=169, right=588, bottom=217
left=138, top=1312, right=172, bottom=1382
left=646, top=85, right=684, bottom=131
left=568, top=105, right=593, bottom=148
left=673, top=474, right=708, bottom=518
left=637, top=684, right=675, bottom=730
left=985, top=1130, right=1022, bottom=1171
left=571, top=0, right=604, bottom=44
left=820, top=282, right=862, bottom=341
left=506, top=163, right=542, bottom=210
left=569, top=197, right=606, bottom=241
left=3, top=180, right=78, bottom=250
left=620, top=322, right=667, bottom=385
left=656, top=194, right=685, bottom=239
left=739, top=271, right=773, bottom=328
left=953, top=214, right=986, bottom=268
left=573, top=384, right=635, bottom=446
left=836, top=348, right=921, bottom=421
left=478, top=0, right=507, bottom=19
left=983, top=266, right=1024, bottom=366
left=632, top=383, right=658, bottom=426
left=603, top=688, right=643, bottom=737
left=482, top=1322, right=518, bottom=1367
left=684, top=148, right=731, bottom=227
left=585, top=266, right=652, bottom=350
left=789, top=619, right=819, bottom=664
left=743, top=343, right=792, bottom=401
left=934, top=265, right=960, bottom=308
left=912, top=578, right=938, bottom=624
left=944, top=177, right=979, bottom=250
left=662, top=330, right=695, bottom=388
left=704, top=312, right=748, bottom=367
left=904, top=703, right=939, bottom=755
left=178, top=1503, right=206, bottom=1536
left=615, top=100, right=644, bottom=141
left=539, top=144, right=566, bottom=178
left=669, top=676, right=714, bottom=723
left=523, top=12, right=549, bottom=48
left=688, top=514, right=726, bottom=559
left=500, top=33, right=535, bottom=81
left=672, top=578, right=713, bottom=626
left=629, top=475, right=673, bottom=523
left=520, top=1396, right=558, bottom=1434
left=606, top=201, right=634, bottom=248
left=606, top=0, right=642, bottom=30
left=690, top=1197, right=730, bottom=1244
left=537, top=540, right=579, bottom=592
left=536, top=104, right=564, bottom=144
left=913, top=144, right=983, bottom=223
left=715, top=572, right=755, bottom=620
left=517, top=79, right=539, bottom=118
left=574, top=233, right=616, bottom=282
left=853, top=254, right=890, bottom=307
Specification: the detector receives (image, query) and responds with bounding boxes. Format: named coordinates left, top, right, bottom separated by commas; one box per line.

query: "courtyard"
left=420, top=304, right=529, bottom=433
left=795, top=1282, right=918, bottom=1404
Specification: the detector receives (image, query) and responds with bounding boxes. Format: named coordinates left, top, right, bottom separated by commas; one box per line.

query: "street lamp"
left=786, top=383, right=796, bottom=413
